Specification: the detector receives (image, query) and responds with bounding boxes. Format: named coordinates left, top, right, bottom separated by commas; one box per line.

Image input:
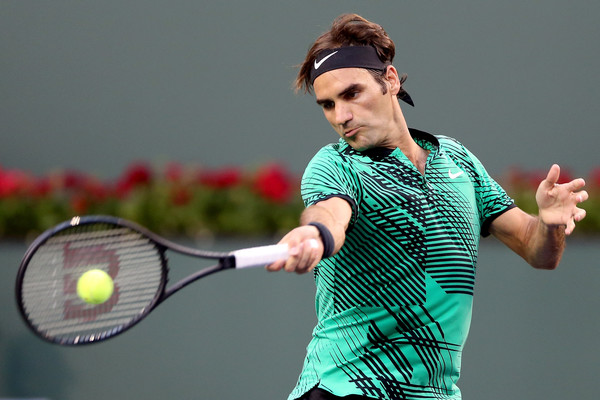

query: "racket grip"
left=232, top=244, right=289, bottom=269
left=232, top=239, right=320, bottom=269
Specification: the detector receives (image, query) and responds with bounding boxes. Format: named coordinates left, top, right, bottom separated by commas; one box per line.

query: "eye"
left=342, top=90, right=360, bottom=102
left=320, top=101, right=334, bottom=111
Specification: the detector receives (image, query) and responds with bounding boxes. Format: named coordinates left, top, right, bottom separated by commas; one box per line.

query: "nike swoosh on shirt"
left=314, top=51, right=338, bottom=69
left=448, top=169, right=464, bottom=179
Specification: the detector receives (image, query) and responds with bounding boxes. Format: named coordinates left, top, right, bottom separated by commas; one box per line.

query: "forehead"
left=313, top=68, right=377, bottom=98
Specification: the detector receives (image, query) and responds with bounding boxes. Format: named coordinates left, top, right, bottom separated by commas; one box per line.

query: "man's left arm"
left=489, top=164, right=588, bottom=270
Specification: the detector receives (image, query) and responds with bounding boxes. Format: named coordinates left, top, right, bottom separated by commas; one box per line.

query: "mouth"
left=344, top=126, right=360, bottom=138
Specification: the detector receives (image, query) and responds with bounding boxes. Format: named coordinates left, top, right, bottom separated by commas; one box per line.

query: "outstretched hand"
left=536, top=164, right=588, bottom=235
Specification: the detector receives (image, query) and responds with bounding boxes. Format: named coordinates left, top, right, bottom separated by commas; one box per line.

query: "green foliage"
left=0, top=162, right=304, bottom=239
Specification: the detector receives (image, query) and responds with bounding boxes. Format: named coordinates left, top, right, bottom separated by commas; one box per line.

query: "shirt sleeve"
left=300, top=145, right=360, bottom=226
left=442, top=137, right=516, bottom=237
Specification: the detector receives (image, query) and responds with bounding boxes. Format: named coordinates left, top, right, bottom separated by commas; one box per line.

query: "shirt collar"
left=356, top=128, right=439, bottom=159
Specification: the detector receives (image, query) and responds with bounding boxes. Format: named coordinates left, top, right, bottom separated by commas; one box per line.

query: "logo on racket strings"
left=62, top=243, right=120, bottom=321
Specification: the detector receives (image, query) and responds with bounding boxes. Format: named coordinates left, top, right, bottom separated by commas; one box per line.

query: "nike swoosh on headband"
left=314, top=51, right=338, bottom=70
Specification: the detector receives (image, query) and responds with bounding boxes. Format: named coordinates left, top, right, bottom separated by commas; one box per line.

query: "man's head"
left=313, top=66, right=406, bottom=151
left=295, top=13, right=413, bottom=106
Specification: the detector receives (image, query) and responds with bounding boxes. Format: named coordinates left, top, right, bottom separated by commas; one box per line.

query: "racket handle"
left=232, top=244, right=289, bottom=269
left=232, top=239, right=320, bottom=269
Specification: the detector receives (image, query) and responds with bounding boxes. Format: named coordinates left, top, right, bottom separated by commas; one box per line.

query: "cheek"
left=323, top=111, right=338, bottom=127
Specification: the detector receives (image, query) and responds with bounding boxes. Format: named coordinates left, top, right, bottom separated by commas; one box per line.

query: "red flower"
left=170, top=186, right=192, bottom=206
left=62, top=170, right=87, bottom=190
left=526, top=169, right=548, bottom=191
left=253, top=164, right=293, bottom=203
left=506, top=166, right=531, bottom=190
left=197, top=167, right=242, bottom=189
left=32, top=176, right=53, bottom=197
left=165, top=162, right=184, bottom=183
left=589, top=167, right=600, bottom=189
left=115, top=162, right=153, bottom=198
left=70, top=193, right=90, bottom=214
left=82, top=177, right=111, bottom=201
left=0, top=169, right=32, bottom=198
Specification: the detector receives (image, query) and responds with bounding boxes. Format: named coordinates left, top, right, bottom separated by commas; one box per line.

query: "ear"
left=384, top=65, right=401, bottom=96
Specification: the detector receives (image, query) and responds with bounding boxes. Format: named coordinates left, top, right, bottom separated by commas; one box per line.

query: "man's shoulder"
left=409, top=128, right=463, bottom=151
left=311, top=139, right=356, bottom=161
left=322, top=138, right=350, bottom=152
left=430, top=133, right=472, bottom=160
left=411, top=128, right=480, bottom=171
left=434, top=134, right=463, bottom=150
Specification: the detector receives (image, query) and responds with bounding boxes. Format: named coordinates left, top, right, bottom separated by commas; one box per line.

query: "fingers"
left=574, top=207, right=587, bottom=222
left=565, top=178, right=586, bottom=194
left=556, top=180, right=587, bottom=206
left=265, top=239, right=301, bottom=272
left=536, top=163, right=589, bottom=236
left=544, top=164, right=561, bottom=187
left=563, top=205, right=588, bottom=236
left=565, top=222, right=574, bottom=236
left=265, top=258, right=286, bottom=272
left=545, top=162, right=585, bottom=193
left=284, top=239, right=321, bottom=274
left=543, top=164, right=586, bottom=194
left=265, top=225, right=324, bottom=274
left=543, top=164, right=587, bottom=202
left=575, top=188, right=589, bottom=203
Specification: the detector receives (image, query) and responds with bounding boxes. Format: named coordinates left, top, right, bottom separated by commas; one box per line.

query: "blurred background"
left=1, top=1, right=598, bottom=399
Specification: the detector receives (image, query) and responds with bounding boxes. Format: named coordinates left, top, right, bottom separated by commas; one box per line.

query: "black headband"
left=309, top=46, right=414, bottom=107
left=310, top=46, right=386, bottom=84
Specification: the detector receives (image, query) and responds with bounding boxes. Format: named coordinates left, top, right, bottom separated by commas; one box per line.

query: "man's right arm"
left=266, top=196, right=352, bottom=274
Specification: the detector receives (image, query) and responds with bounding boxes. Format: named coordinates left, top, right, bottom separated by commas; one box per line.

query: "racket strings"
left=20, top=223, right=165, bottom=344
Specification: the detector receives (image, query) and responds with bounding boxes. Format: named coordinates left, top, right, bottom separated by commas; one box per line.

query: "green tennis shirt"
left=289, top=129, right=515, bottom=400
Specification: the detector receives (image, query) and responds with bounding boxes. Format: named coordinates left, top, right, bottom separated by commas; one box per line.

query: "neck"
left=387, top=111, right=430, bottom=174
left=380, top=101, right=411, bottom=148
left=406, top=143, right=430, bottom=175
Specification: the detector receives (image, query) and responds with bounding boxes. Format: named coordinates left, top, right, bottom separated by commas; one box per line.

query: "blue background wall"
left=1, top=1, right=599, bottom=399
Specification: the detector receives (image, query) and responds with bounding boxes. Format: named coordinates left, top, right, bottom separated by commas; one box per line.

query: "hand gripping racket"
left=15, top=215, right=297, bottom=346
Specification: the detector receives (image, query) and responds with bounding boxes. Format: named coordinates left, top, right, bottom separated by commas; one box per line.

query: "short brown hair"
left=295, top=14, right=396, bottom=94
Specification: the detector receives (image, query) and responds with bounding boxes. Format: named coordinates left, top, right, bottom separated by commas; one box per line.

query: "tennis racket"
left=15, top=215, right=301, bottom=346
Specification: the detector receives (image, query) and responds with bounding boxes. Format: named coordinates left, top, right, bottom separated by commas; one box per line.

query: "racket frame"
left=15, top=216, right=246, bottom=345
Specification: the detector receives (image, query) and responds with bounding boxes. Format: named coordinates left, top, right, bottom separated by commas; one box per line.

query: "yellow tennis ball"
left=76, top=269, right=114, bottom=304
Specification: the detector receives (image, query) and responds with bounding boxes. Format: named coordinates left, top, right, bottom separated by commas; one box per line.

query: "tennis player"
left=267, top=13, right=588, bottom=400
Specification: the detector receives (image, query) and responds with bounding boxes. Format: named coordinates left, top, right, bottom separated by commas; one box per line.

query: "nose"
left=334, top=104, right=352, bottom=126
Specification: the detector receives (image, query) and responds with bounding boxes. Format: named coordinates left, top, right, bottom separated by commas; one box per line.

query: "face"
left=313, top=67, right=401, bottom=151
